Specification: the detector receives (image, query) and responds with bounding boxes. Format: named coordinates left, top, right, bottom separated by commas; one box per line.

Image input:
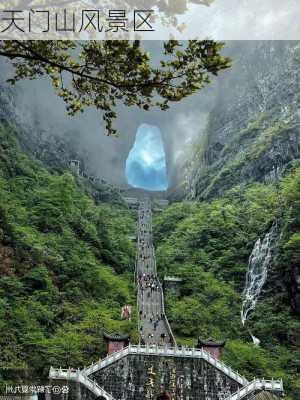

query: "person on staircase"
left=157, top=391, right=171, bottom=400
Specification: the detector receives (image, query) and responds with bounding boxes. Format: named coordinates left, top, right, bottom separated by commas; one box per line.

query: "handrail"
left=145, top=201, right=176, bottom=346
left=49, top=199, right=284, bottom=400
left=49, top=367, right=116, bottom=400
left=50, top=363, right=283, bottom=400
left=154, top=257, right=177, bottom=347
left=82, top=344, right=248, bottom=386
left=224, top=378, right=283, bottom=400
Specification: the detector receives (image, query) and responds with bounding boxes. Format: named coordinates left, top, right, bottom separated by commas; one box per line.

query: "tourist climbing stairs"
left=48, top=199, right=284, bottom=400
left=136, top=199, right=175, bottom=346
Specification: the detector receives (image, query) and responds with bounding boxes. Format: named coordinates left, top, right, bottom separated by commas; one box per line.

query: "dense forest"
left=0, top=121, right=299, bottom=398
left=154, top=168, right=300, bottom=399
left=0, top=125, right=138, bottom=388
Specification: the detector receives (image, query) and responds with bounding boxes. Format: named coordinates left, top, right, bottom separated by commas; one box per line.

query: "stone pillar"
left=69, top=160, right=80, bottom=176
left=45, top=379, right=52, bottom=400
left=75, top=381, right=81, bottom=400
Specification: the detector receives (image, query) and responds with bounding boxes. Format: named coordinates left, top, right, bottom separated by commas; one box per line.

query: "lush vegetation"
left=0, top=119, right=299, bottom=398
left=192, top=108, right=299, bottom=200
left=0, top=125, right=137, bottom=388
left=153, top=169, right=300, bottom=399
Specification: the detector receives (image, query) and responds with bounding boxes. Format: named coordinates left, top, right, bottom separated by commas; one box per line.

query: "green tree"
left=0, top=126, right=137, bottom=385
left=0, top=40, right=230, bottom=134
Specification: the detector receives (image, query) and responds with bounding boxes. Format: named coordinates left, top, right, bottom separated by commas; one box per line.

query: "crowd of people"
left=138, top=273, right=160, bottom=295
left=136, top=200, right=172, bottom=347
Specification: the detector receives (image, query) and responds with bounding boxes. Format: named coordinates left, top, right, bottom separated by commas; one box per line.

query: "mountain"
left=154, top=167, right=300, bottom=399
left=0, top=41, right=299, bottom=399
left=183, top=41, right=300, bottom=200
left=0, top=124, right=137, bottom=388
left=153, top=42, right=300, bottom=400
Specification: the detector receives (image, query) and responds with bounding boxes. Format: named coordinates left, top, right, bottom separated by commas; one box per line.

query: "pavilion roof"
left=197, top=337, right=226, bottom=347
left=103, top=332, right=130, bottom=341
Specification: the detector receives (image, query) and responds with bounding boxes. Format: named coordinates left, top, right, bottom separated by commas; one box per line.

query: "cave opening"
left=125, top=124, right=168, bottom=191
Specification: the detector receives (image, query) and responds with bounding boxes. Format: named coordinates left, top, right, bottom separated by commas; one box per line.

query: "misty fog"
left=0, top=41, right=280, bottom=190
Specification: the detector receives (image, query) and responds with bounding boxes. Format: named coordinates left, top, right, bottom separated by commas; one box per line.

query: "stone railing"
left=49, top=367, right=115, bottom=400
left=83, top=344, right=248, bottom=386
left=49, top=362, right=283, bottom=400
left=224, top=378, right=284, bottom=400
left=147, top=203, right=176, bottom=346
left=154, top=258, right=177, bottom=346
left=137, top=201, right=176, bottom=347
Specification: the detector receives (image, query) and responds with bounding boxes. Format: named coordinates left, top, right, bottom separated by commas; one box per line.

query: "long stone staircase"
left=49, top=199, right=284, bottom=400
left=136, top=199, right=175, bottom=347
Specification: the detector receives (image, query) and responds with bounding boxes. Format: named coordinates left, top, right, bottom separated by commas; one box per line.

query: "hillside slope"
left=0, top=124, right=137, bottom=388
left=154, top=170, right=300, bottom=399
left=161, top=43, right=300, bottom=399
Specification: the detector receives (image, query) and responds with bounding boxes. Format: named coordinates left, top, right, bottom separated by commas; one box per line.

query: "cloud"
left=1, top=41, right=291, bottom=190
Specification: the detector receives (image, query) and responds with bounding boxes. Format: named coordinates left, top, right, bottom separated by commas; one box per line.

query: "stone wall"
left=91, top=354, right=242, bottom=400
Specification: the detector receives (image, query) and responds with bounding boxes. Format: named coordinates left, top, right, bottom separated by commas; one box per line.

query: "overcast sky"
left=0, top=40, right=217, bottom=188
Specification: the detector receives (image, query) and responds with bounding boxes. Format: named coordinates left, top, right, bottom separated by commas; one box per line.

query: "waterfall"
left=241, top=224, right=277, bottom=338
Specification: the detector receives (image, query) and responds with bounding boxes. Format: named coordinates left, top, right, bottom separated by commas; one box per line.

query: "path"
left=48, top=199, right=283, bottom=400
left=136, top=199, right=174, bottom=346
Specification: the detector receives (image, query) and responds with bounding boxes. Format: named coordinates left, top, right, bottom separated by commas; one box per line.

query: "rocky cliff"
left=183, top=41, right=300, bottom=200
